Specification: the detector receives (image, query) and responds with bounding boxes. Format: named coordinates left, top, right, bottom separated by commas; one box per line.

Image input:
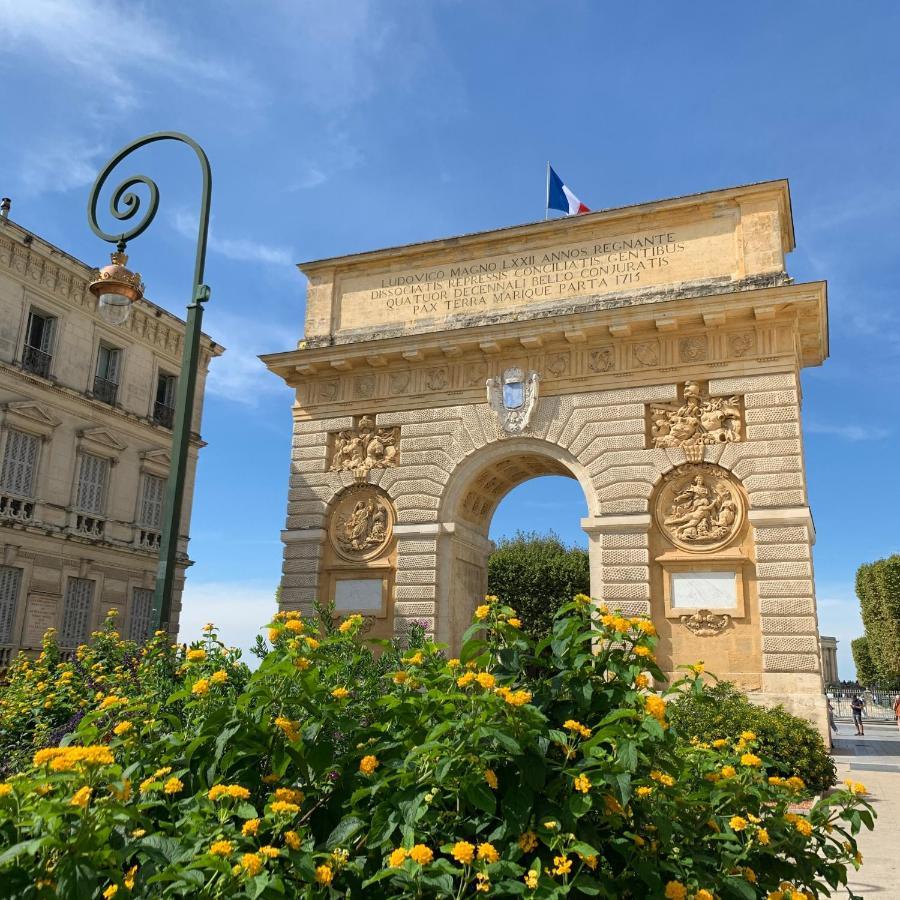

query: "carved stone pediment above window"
left=647, top=381, right=743, bottom=450
left=140, top=448, right=171, bottom=477
left=329, top=415, right=400, bottom=481
left=1, top=401, right=61, bottom=438
left=77, top=427, right=127, bottom=460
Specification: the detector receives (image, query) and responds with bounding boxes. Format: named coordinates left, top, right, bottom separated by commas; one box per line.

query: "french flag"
left=547, top=164, right=590, bottom=216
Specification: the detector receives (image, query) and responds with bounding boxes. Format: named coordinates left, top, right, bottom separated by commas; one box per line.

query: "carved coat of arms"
left=330, top=415, right=399, bottom=480
left=648, top=381, right=743, bottom=449
left=486, top=367, right=539, bottom=434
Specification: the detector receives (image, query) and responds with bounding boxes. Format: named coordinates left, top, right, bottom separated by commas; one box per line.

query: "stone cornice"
left=0, top=361, right=207, bottom=449
left=0, top=222, right=223, bottom=364
left=263, top=280, right=826, bottom=418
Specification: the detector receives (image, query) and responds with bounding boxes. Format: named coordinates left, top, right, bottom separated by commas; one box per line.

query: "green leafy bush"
left=488, top=531, right=589, bottom=635
left=0, top=596, right=872, bottom=898
left=668, top=682, right=836, bottom=794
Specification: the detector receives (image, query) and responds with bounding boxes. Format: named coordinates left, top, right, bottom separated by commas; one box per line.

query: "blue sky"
left=1, top=1, right=898, bottom=678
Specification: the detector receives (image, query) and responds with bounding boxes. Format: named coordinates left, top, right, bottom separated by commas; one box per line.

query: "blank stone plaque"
left=334, top=579, right=383, bottom=613
left=671, top=571, right=736, bottom=609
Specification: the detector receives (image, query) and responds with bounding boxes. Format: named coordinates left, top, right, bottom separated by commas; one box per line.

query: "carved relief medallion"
left=588, top=347, right=614, bottom=373
left=329, top=487, right=394, bottom=561
left=648, top=381, right=743, bottom=449
left=633, top=341, right=659, bottom=367
left=679, top=335, right=708, bottom=362
left=330, top=415, right=400, bottom=480
left=656, top=464, right=744, bottom=552
left=679, top=609, right=732, bottom=636
left=486, top=367, right=539, bottom=434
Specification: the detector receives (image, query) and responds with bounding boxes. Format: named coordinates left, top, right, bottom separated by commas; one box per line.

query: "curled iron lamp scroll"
left=87, top=132, right=212, bottom=639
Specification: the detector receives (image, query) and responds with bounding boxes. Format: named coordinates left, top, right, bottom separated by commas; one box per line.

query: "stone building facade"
left=263, top=180, right=831, bottom=734
left=0, top=212, right=221, bottom=664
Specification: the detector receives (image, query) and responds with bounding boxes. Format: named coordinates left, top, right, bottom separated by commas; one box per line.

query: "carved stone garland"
left=330, top=415, right=400, bottom=480
left=648, top=381, right=743, bottom=451
left=328, top=486, right=395, bottom=561
left=679, top=609, right=732, bottom=636
left=655, top=464, right=744, bottom=552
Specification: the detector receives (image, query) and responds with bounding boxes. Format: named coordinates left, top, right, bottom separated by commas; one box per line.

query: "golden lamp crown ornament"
left=88, top=245, right=145, bottom=325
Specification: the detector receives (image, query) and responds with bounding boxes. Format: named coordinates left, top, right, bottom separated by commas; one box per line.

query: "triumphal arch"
left=262, top=180, right=829, bottom=731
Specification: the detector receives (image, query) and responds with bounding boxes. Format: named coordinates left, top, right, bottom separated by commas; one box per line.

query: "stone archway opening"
left=436, top=440, right=596, bottom=650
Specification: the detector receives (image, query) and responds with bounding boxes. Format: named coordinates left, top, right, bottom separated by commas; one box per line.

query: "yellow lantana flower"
left=388, top=848, right=407, bottom=867
left=477, top=843, right=499, bottom=863
left=408, top=844, right=433, bottom=865
left=451, top=841, right=475, bottom=864
left=359, top=755, right=379, bottom=775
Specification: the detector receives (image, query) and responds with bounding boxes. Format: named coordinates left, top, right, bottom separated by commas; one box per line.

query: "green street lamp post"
left=87, top=132, right=212, bottom=637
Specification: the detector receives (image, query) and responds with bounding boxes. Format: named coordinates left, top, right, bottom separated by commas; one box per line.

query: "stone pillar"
left=582, top=513, right=651, bottom=616
left=749, top=507, right=828, bottom=738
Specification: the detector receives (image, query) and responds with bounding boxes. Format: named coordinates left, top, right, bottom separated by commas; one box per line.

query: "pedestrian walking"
left=850, top=695, right=866, bottom=736
left=893, top=694, right=900, bottom=732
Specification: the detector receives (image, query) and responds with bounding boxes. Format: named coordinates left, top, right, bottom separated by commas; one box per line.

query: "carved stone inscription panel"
left=656, top=464, right=744, bottom=552
left=328, top=486, right=395, bottom=561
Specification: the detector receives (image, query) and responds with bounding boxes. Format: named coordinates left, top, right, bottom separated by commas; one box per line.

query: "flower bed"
left=0, top=597, right=874, bottom=898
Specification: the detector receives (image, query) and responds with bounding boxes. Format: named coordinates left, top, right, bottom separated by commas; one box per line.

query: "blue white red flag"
left=547, top=165, right=590, bottom=215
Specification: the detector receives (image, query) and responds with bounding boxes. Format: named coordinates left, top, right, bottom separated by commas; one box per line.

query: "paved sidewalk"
left=830, top=721, right=900, bottom=898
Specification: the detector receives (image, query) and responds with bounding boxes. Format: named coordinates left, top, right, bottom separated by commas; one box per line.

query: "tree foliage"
left=855, top=554, right=900, bottom=687
left=0, top=597, right=874, bottom=898
left=488, top=532, right=589, bottom=636
left=850, top=637, right=879, bottom=688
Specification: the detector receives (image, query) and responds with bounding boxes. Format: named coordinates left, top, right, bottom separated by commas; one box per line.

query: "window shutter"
left=0, top=566, right=22, bottom=644
left=61, top=577, right=94, bottom=647
left=76, top=454, right=109, bottom=514
left=0, top=430, right=39, bottom=497
left=38, top=316, right=55, bottom=354
left=129, top=588, right=154, bottom=642
left=105, top=348, right=121, bottom=384
left=139, top=475, right=164, bottom=528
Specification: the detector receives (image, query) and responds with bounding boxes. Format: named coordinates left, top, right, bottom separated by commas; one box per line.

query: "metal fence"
left=827, top=687, right=899, bottom=721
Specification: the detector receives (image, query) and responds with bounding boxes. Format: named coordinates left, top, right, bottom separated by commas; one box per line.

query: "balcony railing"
left=0, top=494, right=34, bottom=524
left=139, top=528, right=161, bottom=550
left=75, top=514, right=105, bottom=539
left=22, top=345, right=52, bottom=378
left=153, top=401, right=175, bottom=429
left=92, top=376, right=118, bottom=405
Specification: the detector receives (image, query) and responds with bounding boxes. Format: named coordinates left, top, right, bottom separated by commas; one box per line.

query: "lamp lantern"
left=88, top=242, right=144, bottom=325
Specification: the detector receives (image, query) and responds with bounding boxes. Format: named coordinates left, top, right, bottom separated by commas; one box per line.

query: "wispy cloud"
left=172, top=210, right=294, bottom=267
left=807, top=422, right=890, bottom=442
left=178, top=580, right=278, bottom=666
left=19, top=135, right=104, bottom=194
left=203, top=310, right=296, bottom=406
left=0, top=0, right=252, bottom=107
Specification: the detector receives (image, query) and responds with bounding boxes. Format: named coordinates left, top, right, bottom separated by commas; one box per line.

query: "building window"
left=153, top=373, right=176, bottom=428
left=0, top=429, right=39, bottom=497
left=61, top=577, right=94, bottom=647
left=75, top=453, right=109, bottom=515
left=137, top=473, right=164, bottom=549
left=0, top=566, right=23, bottom=645
left=0, top=430, right=39, bottom=524
left=93, top=344, right=121, bottom=405
left=22, top=309, right=55, bottom=378
left=129, top=587, right=154, bottom=642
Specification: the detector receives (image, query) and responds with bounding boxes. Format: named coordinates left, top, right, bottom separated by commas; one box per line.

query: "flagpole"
left=544, top=161, right=550, bottom=221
